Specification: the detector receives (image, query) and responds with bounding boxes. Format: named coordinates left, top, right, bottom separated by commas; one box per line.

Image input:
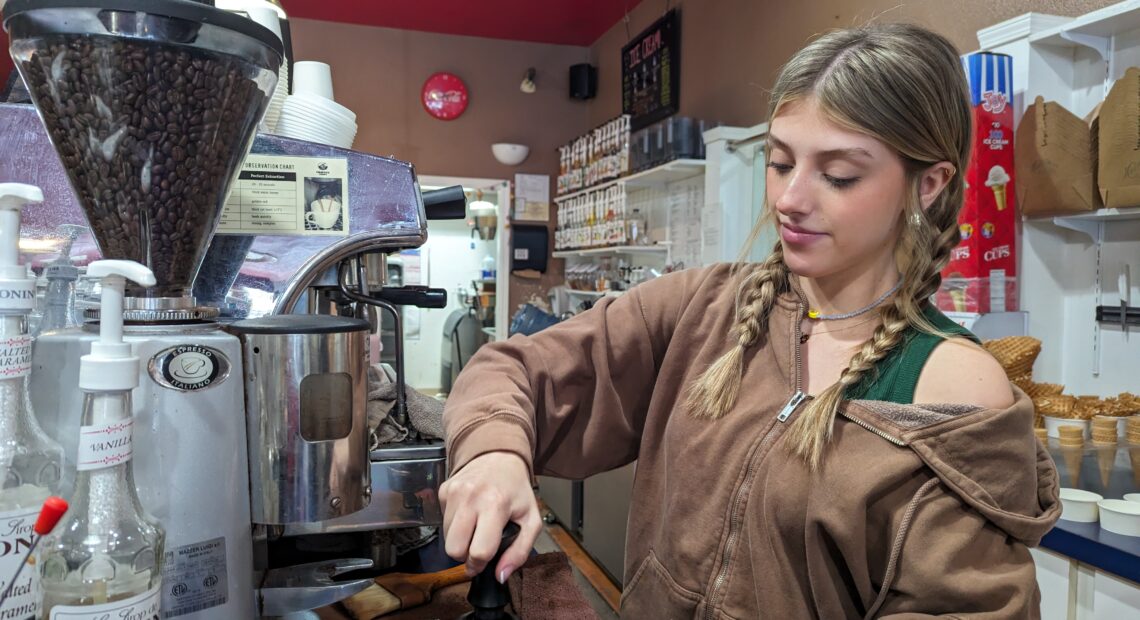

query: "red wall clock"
left=421, top=72, right=469, bottom=121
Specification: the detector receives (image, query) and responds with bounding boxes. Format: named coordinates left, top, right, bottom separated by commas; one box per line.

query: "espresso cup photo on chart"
left=304, top=177, right=343, bottom=231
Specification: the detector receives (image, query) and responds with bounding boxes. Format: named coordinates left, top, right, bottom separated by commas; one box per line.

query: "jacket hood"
left=845, top=387, right=1061, bottom=546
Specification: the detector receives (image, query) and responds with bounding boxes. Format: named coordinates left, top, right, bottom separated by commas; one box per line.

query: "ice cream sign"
left=984, top=165, right=1010, bottom=210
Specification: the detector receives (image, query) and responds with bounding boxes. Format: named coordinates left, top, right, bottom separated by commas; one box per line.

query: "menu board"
left=622, top=10, right=681, bottom=131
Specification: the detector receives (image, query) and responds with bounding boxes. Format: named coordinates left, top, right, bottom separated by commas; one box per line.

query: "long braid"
left=786, top=174, right=965, bottom=469
left=784, top=299, right=913, bottom=467
left=687, top=23, right=973, bottom=470
left=686, top=244, right=789, bottom=420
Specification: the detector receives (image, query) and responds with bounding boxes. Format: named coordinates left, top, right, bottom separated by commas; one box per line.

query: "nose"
left=772, top=168, right=812, bottom=218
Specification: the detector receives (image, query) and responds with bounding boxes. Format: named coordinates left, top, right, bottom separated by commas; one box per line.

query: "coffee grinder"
left=7, top=0, right=375, bottom=617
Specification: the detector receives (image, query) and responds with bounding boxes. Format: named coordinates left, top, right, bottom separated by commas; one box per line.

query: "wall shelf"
left=552, top=245, right=669, bottom=258
left=621, top=158, right=705, bottom=187
left=1029, top=0, right=1140, bottom=51
left=1048, top=207, right=1140, bottom=243
left=554, top=178, right=621, bottom=204
left=554, top=159, right=706, bottom=203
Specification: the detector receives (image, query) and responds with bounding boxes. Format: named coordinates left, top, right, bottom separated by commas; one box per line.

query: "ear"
left=918, top=162, right=956, bottom=211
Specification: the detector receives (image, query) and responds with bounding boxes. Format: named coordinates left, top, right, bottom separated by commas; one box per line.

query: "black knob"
left=460, top=522, right=521, bottom=620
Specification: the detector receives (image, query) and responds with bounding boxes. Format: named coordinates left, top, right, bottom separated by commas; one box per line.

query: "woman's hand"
left=439, top=451, right=542, bottom=583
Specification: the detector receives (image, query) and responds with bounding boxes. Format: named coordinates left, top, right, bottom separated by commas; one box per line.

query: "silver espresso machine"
left=3, top=0, right=460, bottom=617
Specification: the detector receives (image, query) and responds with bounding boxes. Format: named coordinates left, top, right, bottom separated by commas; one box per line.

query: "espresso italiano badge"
left=149, top=345, right=229, bottom=392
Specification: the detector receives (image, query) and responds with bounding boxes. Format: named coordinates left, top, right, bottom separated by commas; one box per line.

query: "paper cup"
left=293, top=61, right=335, bottom=100
left=1059, top=488, right=1102, bottom=522
left=1098, top=500, right=1140, bottom=537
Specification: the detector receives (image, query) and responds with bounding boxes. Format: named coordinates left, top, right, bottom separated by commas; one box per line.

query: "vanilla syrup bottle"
left=38, top=261, right=164, bottom=619
left=0, top=184, right=64, bottom=620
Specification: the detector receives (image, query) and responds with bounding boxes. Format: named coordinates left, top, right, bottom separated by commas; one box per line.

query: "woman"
left=441, top=23, right=1060, bottom=618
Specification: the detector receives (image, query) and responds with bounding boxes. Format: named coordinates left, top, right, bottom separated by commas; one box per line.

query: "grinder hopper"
left=4, top=0, right=283, bottom=311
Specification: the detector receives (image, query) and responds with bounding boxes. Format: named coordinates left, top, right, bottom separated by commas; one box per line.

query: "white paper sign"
left=218, top=154, right=350, bottom=236
left=514, top=174, right=550, bottom=222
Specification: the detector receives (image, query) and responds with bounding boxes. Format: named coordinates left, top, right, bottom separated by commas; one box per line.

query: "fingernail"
left=465, top=564, right=477, bottom=578
left=498, top=564, right=516, bottom=584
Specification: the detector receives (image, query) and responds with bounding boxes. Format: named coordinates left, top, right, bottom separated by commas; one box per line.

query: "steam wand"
left=0, top=497, right=69, bottom=607
left=339, top=259, right=408, bottom=427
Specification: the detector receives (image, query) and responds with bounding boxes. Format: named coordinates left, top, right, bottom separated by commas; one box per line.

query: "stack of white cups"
left=274, top=62, right=358, bottom=149
left=241, top=6, right=288, bottom=132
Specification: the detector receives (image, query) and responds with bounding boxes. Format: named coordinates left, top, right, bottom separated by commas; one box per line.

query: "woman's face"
left=766, top=97, right=909, bottom=281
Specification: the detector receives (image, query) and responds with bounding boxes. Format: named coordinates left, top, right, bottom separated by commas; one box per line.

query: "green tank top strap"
left=843, top=305, right=979, bottom=405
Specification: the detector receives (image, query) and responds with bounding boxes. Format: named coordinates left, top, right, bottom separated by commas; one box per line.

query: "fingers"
left=465, top=504, right=510, bottom=577
left=443, top=495, right=478, bottom=563
left=495, top=502, right=542, bottom=584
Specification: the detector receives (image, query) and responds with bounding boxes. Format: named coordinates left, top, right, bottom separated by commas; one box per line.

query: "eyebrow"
left=767, top=135, right=874, bottom=160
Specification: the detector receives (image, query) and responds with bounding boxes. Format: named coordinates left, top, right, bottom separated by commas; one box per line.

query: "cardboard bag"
left=1099, top=67, right=1140, bottom=208
left=1016, top=96, right=1100, bottom=216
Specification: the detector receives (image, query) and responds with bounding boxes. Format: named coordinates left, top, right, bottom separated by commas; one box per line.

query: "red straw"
left=34, top=496, right=69, bottom=535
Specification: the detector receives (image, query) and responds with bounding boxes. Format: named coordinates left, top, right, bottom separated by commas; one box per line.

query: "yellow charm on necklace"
left=807, top=309, right=821, bottom=319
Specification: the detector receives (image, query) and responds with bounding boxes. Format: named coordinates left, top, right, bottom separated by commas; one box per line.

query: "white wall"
left=401, top=217, right=496, bottom=390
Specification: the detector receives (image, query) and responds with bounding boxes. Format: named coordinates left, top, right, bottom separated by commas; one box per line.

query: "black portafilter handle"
left=422, top=185, right=468, bottom=220
left=460, top=522, right=521, bottom=620
left=373, top=285, right=447, bottom=309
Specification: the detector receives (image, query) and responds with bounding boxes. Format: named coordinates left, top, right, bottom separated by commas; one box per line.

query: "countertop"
left=1041, top=519, right=1140, bottom=583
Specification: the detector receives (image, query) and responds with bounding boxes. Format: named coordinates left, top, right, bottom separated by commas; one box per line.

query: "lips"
left=779, top=222, right=826, bottom=245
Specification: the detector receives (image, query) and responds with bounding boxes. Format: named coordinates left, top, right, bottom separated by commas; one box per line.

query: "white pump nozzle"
left=78, top=260, right=156, bottom=392
left=0, top=183, right=43, bottom=313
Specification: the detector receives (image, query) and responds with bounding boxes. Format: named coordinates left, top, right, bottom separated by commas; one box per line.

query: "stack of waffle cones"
left=1057, top=425, right=1085, bottom=487
left=983, top=336, right=1042, bottom=386
left=1091, top=416, right=1119, bottom=487
left=1033, top=394, right=1076, bottom=429
left=1128, top=417, right=1140, bottom=487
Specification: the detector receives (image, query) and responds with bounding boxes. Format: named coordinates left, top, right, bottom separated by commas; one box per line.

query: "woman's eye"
left=824, top=174, right=860, bottom=189
left=767, top=162, right=793, bottom=174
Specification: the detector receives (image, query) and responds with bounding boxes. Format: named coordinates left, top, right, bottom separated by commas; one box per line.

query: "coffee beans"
left=17, top=35, right=267, bottom=298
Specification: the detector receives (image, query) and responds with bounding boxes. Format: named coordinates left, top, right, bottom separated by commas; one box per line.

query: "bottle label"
left=0, top=336, right=32, bottom=379
left=0, top=506, right=41, bottom=620
left=49, top=583, right=161, bottom=620
left=161, top=537, right=228, bottom=617
left=76, top=420, right=133, bottom=471
left=0, top=281, right=36, bottom=312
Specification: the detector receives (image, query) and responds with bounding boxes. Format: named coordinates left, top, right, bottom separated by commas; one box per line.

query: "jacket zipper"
left=840, top=411, right=904, bottom=446
left=702, top=302, right=808, bottom=620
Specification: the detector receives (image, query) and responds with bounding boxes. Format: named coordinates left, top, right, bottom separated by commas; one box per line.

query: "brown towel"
left=367, top=363, right=445, bottom=445
left=508, top=552, right=602, bottom=620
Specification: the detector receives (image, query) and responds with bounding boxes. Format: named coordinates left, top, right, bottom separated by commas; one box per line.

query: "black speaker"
left=569, top=63, right=597, bottom=100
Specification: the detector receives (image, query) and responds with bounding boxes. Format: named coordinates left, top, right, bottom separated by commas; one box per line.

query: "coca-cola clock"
left=421, top=72, right=469, bottom=121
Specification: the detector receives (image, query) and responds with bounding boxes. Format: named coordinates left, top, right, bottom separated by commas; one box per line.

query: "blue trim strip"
left=1040, top=520, right=1140, bottom=584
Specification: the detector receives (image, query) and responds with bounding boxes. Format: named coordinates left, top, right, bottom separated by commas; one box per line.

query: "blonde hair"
left=685, top=23, right=972, bottom=468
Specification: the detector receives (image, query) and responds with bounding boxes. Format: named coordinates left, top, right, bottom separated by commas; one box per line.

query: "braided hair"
left=684, top=23, right=972, bottom=469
